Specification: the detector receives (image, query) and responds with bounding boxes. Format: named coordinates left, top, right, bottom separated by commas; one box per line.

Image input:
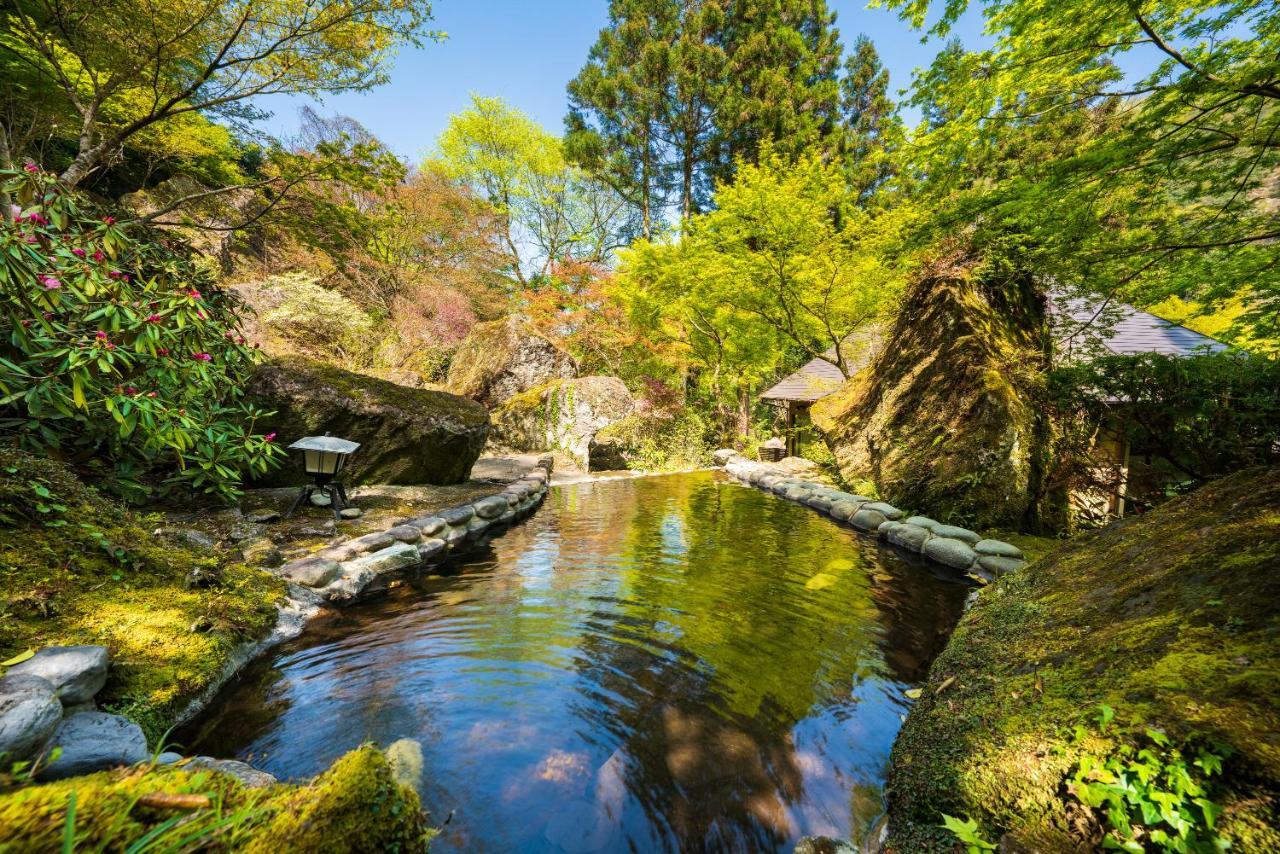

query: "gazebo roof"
left=760, top=353, right=847, bottom=403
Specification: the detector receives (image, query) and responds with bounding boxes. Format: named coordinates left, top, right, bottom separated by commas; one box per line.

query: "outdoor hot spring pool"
left=184, top=471, right=971, bottom=852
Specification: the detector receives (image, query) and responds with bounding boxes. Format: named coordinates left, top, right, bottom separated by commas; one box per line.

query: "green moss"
left=885, top=465, right=1280, bottom=852
left=0, top=746, right=431, bottom=852
left=0, top=449, right=284, bottom=742
left=243, top=746, right=433, bottom=853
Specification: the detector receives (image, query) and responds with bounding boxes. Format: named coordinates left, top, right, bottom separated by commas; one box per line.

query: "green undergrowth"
left=886, top=465, right=1280, bottom=852
left=0, top=448, right=284, bottom=742
left=0, top=745, right=432, bottom=853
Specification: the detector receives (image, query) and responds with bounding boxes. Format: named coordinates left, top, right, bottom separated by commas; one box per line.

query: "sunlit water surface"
left=186, top=472, right=970, bottom=852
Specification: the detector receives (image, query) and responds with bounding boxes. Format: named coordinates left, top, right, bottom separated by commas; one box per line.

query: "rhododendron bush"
left=0, top=167, right=283, bottom=501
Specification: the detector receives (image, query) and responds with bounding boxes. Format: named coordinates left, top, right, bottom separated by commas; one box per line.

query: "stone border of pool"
left=715, top=451, right=1028, bottom=581
left=172, top=460, right=554, bottom=730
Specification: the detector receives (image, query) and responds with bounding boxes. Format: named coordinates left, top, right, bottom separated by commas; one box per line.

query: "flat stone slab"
left=341, top=542, right=421, bottom=579
left=473, top=495, right=510, bottom=519
left=828, top=500, right=861, bottom=521
left=437, top=505, right=475, bottom=526
left=0, top=673, right=62, bottom=763
left=883, top=522, right=932, bottom=552
left=861, top=502, right=904, bottom=521
left=280, top=557, right=341, bottom=588
left=978, top=554, right=1026, bottom=576
left=186, top=756, right=277, bottom=788
left=39, top=712, right=147, bottom=780
left=932, top=524, right=981, bottom=545
left=407, top=516, right=447, bottom=537
left=851, top=508, right=888, bottom=531
left=975, top=539, right=1024, bottom=559
left=417, top=538, right=446, bottom=561
left=923, top=537, right=979, bottom=570
left=384, top=525, right=422, bottom=543
left=346, top=531, right=396, bottom=554
left=8, top=645, right=108, bottom=704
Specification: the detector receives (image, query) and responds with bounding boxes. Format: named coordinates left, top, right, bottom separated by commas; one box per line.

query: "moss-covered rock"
left=811, top=242, right=1057, bottom=530
left=444, top=316, right=576, bottom=407
left=0, top=745, right=431, bottom=852
left=885, top=465, right=1280, bottom=852
left=247, top=356, right=489, bottom=487
left=491, top=376, right=634, bottom=469
left=0, top=449, right=283, bottom=742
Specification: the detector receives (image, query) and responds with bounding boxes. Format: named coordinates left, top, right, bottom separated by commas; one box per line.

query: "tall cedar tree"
left=568, top=0, right=845, bottom=226
left=838, top=34, right=898, bottom=203
left=566, top=0, right=678, bottom=238
left=712, top=0, right=844, bottom=186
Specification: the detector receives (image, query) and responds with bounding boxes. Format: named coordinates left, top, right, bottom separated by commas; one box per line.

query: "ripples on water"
left=186, top=471, right=970, bottom=852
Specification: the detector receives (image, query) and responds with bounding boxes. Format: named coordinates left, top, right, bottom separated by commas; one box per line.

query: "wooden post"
left=786, top=402, right=796, bottom=457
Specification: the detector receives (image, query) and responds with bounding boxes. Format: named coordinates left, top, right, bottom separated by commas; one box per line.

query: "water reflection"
left=185, top=472, right=969, bottom=852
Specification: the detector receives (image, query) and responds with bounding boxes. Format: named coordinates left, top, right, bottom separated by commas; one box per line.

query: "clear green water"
left=186, top=471, right=970, bottom=852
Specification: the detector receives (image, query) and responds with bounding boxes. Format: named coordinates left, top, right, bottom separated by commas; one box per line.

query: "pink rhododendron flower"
left=95, top=331, right=108, bottom=340
left=147, top=314, right=162, bottom=323
left=147, top=391, right=158, bottom=398
left=108, top=270, right=123, bottom=279
left=193, top=352, right=212, bottom=361
left=264, top=432, right=277, bottom=442
left=103, top=216, right=115, bottom=225
left=188, top=289, right=201, bottom=300
left=38, top=275, right=61, bottom=290
left=125, top=386, right=137, bottom=395
left=157, top=347, right=170, bottom=356
left=92, top=251, right=105, bottom=262
left=71, top=248, right=86, bottom=258
left=23, top=163, right=38, bottom=174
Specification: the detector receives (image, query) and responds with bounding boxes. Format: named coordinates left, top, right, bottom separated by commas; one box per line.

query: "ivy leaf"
left=1, top=649, right=36, bottom=667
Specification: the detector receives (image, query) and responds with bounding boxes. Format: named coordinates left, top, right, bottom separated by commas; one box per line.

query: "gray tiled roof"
left=760, top=354, right=846, bottom=402
left=1053, top=297, right=1227, bottom=357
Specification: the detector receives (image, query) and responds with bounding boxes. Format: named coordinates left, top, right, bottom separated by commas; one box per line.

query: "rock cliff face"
left=445, top=317, right=577, bottom=408
left=491, top=376, right=634, bottom=469
left=247, top=356, right=489, bottom=486
left=885, top=465, right=1280, bottom=853
left=811, top=245, right=1055, bottom=530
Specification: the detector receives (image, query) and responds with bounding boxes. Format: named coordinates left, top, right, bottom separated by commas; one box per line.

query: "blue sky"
left=255, top=0, right=988, bottom=162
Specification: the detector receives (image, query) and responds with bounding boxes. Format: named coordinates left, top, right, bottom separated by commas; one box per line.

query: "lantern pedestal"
left=285, top=480, right=350, bottom=521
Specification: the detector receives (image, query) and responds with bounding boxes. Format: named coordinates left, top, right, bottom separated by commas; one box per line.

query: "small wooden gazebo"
left=759, top=350, right=848, bottom=457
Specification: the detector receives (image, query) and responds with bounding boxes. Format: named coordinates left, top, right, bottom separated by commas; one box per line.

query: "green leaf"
left=1, top=649, right=36, bottom=667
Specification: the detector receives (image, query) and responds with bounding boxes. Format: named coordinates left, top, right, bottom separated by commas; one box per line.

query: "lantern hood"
left=287, top=436, right=361, bottom=454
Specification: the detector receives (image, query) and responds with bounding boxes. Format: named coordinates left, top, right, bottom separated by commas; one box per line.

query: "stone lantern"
left=284, top=435, right=360, bottom=520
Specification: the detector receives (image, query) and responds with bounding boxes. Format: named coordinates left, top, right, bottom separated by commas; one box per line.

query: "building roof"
left=1053, top=297, right=1228, bottom=358
left=760, top=353, right=847, bottom=403
left=761, top=327, right=885, bottom=403
left=760, top=299, right=1227, bottom=405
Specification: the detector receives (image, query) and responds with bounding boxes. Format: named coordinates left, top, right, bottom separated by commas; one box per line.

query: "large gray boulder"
left=445, top=317, right=577, bottom=408
left=8, top=645, right=108, bottom=704
left=247, top=356, right=489, bottom=486
left=39, top=712, right=148, bottom=780
left=0, top=674, right=62, bottom=763
left=492, top=376, right=635, bottom=469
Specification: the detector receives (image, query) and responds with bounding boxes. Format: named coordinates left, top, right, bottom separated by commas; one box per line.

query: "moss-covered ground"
left=0, top=448, right=284, bottom=740
left=885, top=465, right=1280, bottom=852
left=0, top=744, right=431, bottom=853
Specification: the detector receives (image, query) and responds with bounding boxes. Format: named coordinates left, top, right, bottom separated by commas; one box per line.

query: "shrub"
left=1049, top=351, right=1280, bottom=509
left=0, top=167, right=283, bottom=501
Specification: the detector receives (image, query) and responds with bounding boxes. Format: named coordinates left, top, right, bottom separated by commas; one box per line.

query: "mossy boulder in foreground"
left=247, top=356, right=489, bottom=487
left=0, top=449, right=283, bottom=742
left=0, top=744, right=432, bottom=852
left=811, top=244, right=1055, bottom=530
left=885, top=465, right=1280, bottom=852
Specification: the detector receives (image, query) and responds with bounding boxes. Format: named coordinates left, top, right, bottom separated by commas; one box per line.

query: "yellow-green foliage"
left=885, top=465, right=1280, bottom=852
left=0, top=449, right=283, bottom=740
left=0, top=746, right=431, bottom=853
